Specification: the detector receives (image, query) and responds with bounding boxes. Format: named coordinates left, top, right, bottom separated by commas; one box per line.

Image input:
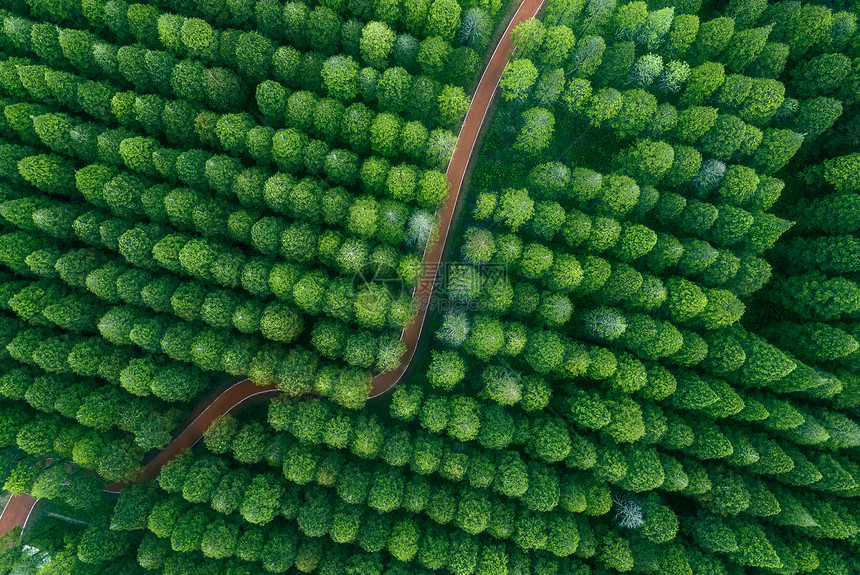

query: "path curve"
left=368, top=0, right=544, bottom=398
left=2, top=0, right=544, bottom=530
left=0, top=494, right=38, bottom=538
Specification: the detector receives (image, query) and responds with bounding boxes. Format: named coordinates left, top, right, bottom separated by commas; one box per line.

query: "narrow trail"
left=367, top=0, right=545, bottom=399
left=1, top=0, right=544, bottom=532
left=0, top=494, right=38, bottom=538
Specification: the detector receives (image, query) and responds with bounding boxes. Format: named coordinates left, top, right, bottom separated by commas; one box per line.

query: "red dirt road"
left=368, top=0, right=545, bottom=398
left=103, top=378, right=280, bottom=491
left=1, top=0, right=544, bottom=531
left=0, top=494, right=38, bottom=537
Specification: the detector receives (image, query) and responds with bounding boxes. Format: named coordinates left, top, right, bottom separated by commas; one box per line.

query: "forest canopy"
left=2, top=0, right=860, bottom=573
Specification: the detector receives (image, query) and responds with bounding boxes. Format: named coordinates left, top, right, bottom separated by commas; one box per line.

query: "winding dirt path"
left=368, top=0, right=544, bottom=398
left=103, top=378, right=280, bottom=490
left=0, top=494, right=38, bottom=538
left=1, top=0, right=544, bottom=532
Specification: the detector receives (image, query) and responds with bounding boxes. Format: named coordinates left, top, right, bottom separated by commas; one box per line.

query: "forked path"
left=1, top=0, right=545, bottom=530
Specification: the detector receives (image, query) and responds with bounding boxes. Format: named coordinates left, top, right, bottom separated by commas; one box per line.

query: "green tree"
left=722, top=25, right=771, bottom=73
left=568, top=35, right=605, bottom=78
left=417, top=36, right=451, bottom=77
left=361, top=21, right=396, bottom=69
left=286, top=91, right=317, bottom=132
left=500, top=59, right=538, bottom=102
left=200, top=519, right=238, bottom=559
left=611, top=89, right=657, bottom=138
left=739, top=78, right=785, bottom=126
left=240, top=474, right=284, bottom=525
left=427, top=350, right=466, bottom=390
left=182, top=457, right=224, bottom=503
left=521, top=243, right=554, bottom=279
left=370, top=113, right=403, bottom=157
left=320, top=55, right=360, bottom=102
left=596, top=41, right=636, bottom=86
left=664, top=277, right=708, bottom=323
left=690, top=514, right=738, bottom=553
left=539, top=26, right=576, bottom=68
left=524, top=329, right=564, bottom=373
left=511, top=17, right=545, bottom=59
left=700, top=115, right=746, bottom=161
left=532, top=417, right=570, bottom=463
left=627, top=53, right=663, bottom=88
left=791, top=53, right=851, bottom=98
left=425, top=0, right=461, bottom=41
left=793, top=97, right=842, bottom=141
left=681, top=62, right=725, bottom=107
left=425, top=129, right=457, bottom=170
left=387, top=518, right=420, bottom=561
left=753, top=128, right=803, bottom=175
left=482, top=365, right=521, bottom=406
left=17, top=154, right=76, bottom=195
left=515, top=107, right=555, bottom=156
left=822, top=153, right=860, bottom=193
left=372, top=67, right=411, bottom=113
left=730, top=523, right=781, bottom=569
left=438, top=85, right=470, bottom=129
left=688, top=16, right=734, bottom=64
left=77, top=526, right=130, bottom=564
left=465, top=316, right=505, bottom=361
left=494, top=188, right=534, bottom=231
left=236, top=31, right=276, bottom=82
left=766, top=271, right=860, bottom=320
left=147, top=498, right=184, bottom=539
left=307, top=6, right=341, bottom=55
left=546, top=254, right=583, bottom=293
left=458, top=8, right=493, bottom=51
left=344, top=331, right=379, bottom=368
left=615, top=139, right=673, bottom=185
left=747, top=41, right=789, bottom=78
left=672, top=106, right=718, bottom=143
left=447, top=531, right=479, bottom=575
left=585, top=87, right=622, bottom=127
left=392, top=33, right=419, bottom=70
left=598, top=531, right=634, bottom=572
left=493, top=451, right=528, bottom=498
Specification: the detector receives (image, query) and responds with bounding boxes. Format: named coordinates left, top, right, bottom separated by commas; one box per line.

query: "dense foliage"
left=0, top=0, right=505, bottom=564
left=0, top=0, right=508, bottom=420
left=3, top=0, right=860, bottom=573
